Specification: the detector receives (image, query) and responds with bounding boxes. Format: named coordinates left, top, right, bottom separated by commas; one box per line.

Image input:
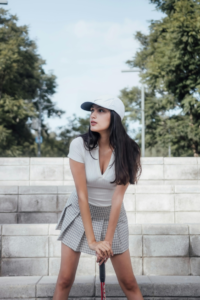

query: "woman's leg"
left=52, top=242, right=81, bottom=300
left=110, top=248, right=144, bottom=300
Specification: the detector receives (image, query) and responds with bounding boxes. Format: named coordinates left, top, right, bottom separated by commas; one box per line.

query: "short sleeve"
left=67, top=137, right=85, bottom=163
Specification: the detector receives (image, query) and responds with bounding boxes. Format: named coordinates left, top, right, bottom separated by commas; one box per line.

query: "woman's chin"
left=90, top=127, right=98, bottom=132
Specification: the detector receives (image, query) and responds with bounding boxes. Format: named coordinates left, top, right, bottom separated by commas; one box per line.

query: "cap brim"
left=80, top=102, right=95, bottom=111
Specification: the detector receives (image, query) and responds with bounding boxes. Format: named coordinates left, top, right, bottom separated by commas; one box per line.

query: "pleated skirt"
left=55, top=188, right=129, bottom=256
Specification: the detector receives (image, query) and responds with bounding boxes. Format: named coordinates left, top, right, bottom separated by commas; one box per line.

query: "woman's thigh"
left=110, top=248, right=138, bottom=286
left=58, top=242, right=81, bottom=282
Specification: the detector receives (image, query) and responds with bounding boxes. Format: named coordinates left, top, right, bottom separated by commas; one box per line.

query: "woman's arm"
left=104, top=182, right=130, bottom=243
left=69, top=158, right=96, bottom=245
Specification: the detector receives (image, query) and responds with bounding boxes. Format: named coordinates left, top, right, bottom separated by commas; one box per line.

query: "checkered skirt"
left=55, top=189, right=129, bottom=256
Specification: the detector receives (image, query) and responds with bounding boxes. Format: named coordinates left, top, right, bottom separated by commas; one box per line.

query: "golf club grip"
left=99, top=261, right=105, bottom=282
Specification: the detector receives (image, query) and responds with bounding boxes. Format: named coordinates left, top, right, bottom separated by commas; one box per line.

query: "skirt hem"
left=60, top=239, right=130, bottom=257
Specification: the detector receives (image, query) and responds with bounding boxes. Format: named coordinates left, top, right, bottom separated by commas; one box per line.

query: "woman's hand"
left=96, top=252, right=110, bottom=265
left=89, top=240, right=113, bottom=263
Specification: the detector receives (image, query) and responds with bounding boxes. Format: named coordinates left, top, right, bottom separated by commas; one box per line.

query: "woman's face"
left=90, top=104, right=111, bottom=132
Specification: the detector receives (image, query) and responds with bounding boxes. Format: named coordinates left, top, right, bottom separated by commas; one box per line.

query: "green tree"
left=127, top=0, right=200, bottom=157
left=119, top=86, right=142, bottom=140
left=0, top=8, right=64, bottom=156
left=40, top=114, right=91, bottom=157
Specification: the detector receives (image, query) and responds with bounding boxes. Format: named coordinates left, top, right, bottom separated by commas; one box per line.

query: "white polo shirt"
left=67, top=136, right=117, bottom=206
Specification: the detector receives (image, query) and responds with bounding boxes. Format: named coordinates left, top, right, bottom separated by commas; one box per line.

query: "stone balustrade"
left=0, top=157, right=200, bottom=186
left=1, top=185, right=200, bottom=224
left=0, top=223, right=199, bottom=277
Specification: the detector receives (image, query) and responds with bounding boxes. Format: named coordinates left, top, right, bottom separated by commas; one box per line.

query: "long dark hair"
left=75, top=110, right=142, bottom=185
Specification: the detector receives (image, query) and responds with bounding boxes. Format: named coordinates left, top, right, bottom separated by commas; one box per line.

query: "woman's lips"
left=91, top=121, right=97, bottom=125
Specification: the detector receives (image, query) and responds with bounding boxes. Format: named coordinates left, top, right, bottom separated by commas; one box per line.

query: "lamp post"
left=121, top=69, right=145, bottom=157
left=31, top=83, right=46, bottom=157
left=37, top=86, right=43, bottom=157
left=167, top=110, right=171, bottom=157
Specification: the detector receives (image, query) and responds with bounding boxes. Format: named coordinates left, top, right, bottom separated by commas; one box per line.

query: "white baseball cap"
left=80, top=95, right=125, bottom=120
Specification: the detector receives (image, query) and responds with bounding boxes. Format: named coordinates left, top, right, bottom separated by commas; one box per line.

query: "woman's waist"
left=87, top=185, right=115, bottom=197
left=71, top=186, right=115, bottom=203
left=70, top=188, right=126, bottom=219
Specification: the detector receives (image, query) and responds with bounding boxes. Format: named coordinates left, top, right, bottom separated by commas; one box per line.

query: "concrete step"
left=0, top=156, right=200, bottom=186
left=1, top=185, right=200, bottom=224
left=0, top=275, right=200, bottom=298
left=0, top=223, right=200, bottom=276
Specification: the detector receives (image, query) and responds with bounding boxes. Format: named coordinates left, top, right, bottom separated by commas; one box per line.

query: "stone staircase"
left=1, top=184, right=200, bottom=224
left=0, top=157, right=199, bottom=186
left=1, top=275, right=200, bottom=299
left=0, top=157, right=200, bottom=299
left=0, top=223, right=200, bottom=277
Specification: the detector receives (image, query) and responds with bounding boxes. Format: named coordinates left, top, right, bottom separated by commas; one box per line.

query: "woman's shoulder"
left=68, top=136, right=85, bottom=163
left=69, top=136, right=86, bottom=152
left=70, top=136, right=84, bottom=147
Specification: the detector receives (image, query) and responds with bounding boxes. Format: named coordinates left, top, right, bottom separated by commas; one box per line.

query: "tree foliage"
left=0, top=8, right=64, bottom=156
left=127, top=0, right=200, bottom=156
left=119, top=86, right=169, bottom=156
left=39, top=114, right=91, bottom=157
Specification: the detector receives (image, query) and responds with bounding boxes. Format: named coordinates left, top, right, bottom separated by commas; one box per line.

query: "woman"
left=53, top=95, right=143, bottom=300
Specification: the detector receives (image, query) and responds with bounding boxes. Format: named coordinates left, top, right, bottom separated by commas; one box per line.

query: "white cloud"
left=61, top=18, right=146, bottom=53
left=73, top=20, right=96, bottom=38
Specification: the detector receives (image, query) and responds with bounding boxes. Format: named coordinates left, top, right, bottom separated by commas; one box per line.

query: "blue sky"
left=6, top=0, right=163, bottom=133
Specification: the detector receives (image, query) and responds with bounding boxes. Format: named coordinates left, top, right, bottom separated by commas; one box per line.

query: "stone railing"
left=0, top=157, right=200, bottom=186
left=1, top=185, right=200, bottom=224
left=0, top=223, right=199, bottom=277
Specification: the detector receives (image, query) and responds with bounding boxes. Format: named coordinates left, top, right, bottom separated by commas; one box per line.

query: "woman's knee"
left=57, top=274, right=75, bottom=290
left=122, top=278, right=139, bottom=292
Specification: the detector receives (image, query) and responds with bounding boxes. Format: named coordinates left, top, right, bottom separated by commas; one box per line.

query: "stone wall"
left=0, top=157, right=200, bottom=186
left=0, top=223, right=199, bottom=277
left=1, top=185, right=200, bottom=224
